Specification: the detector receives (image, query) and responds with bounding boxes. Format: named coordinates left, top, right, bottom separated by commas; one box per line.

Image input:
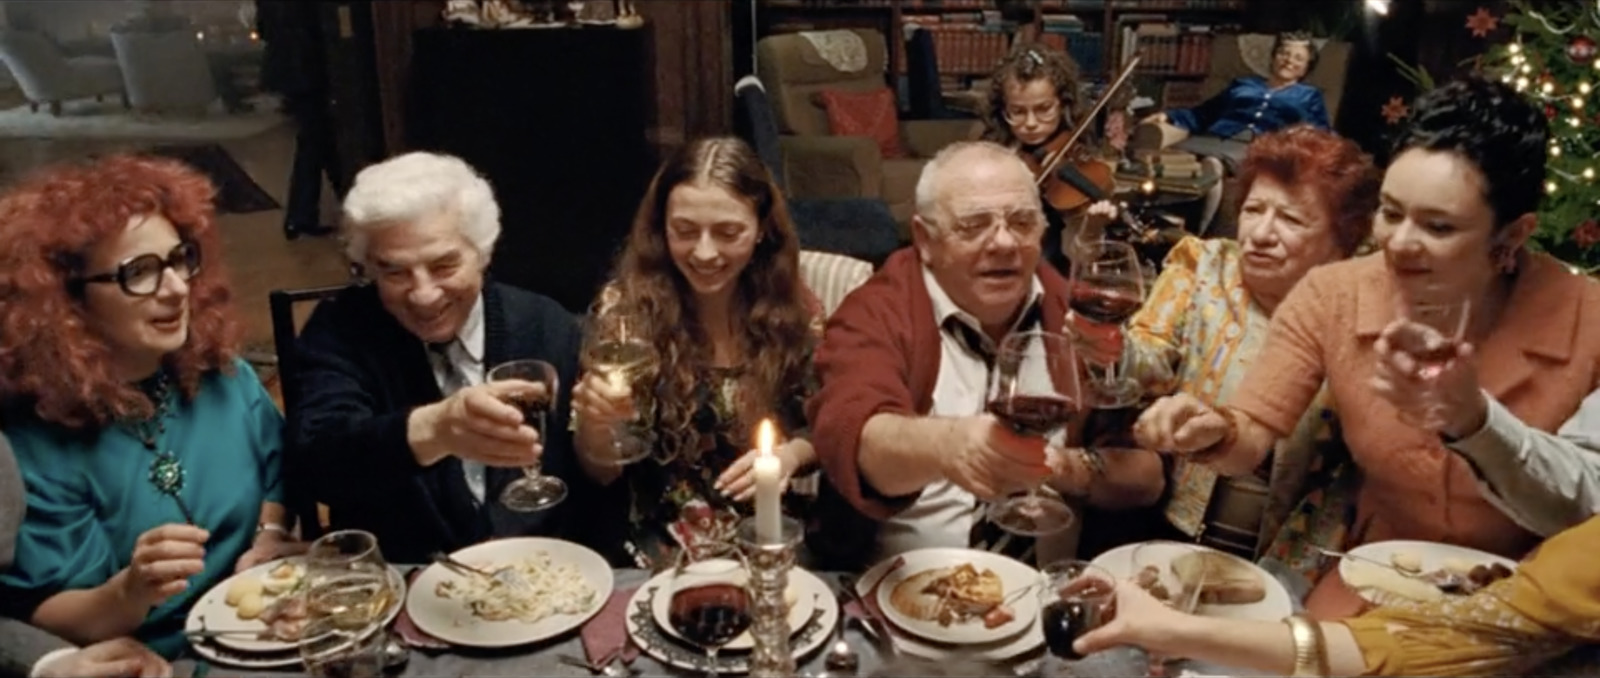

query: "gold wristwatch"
left=1284, top=614, right=1329, bottom=677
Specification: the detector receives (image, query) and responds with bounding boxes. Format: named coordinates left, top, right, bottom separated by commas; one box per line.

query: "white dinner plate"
left=873, top=548, right=1040, bottom=646
left=1091, top=541, right=1293, bottom=621
left=182, top=557, right=405, bottom=655
left=627, top=566, right=838, bottom=673
left=855, top=552, right=1043, bottom=662
left=404, top=537, right=612, bottom=648
left=1339, top=540, right=1517, bottom=605
left=647, top=558, right=815, bottom=651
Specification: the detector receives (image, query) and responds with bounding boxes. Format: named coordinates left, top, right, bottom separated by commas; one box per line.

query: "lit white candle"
left=754, top=419, right=783, bottom=543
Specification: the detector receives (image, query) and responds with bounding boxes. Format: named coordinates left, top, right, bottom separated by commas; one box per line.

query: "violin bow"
left=1035, top=53, right=1144, bottom=188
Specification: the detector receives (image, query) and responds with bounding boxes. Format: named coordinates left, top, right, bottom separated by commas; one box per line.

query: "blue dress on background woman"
left=0, top=358, right=283, bottom=658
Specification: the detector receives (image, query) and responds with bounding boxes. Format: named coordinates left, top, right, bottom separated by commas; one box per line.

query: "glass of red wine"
left=1038, top=559, right=1117, bottom=662
left=487, top=359, right=566, bottom=512
left=667, top=553, right=751, bottom=677
left=1069, top=239, right=1146, bottom=408
left=984, top=330, right=1084, bottom=537
left=1393, top=284, right=1472, bottom=430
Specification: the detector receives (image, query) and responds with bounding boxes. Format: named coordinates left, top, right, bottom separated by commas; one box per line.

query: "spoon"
left=558, top=653, right=634, bottom=676
left=1314, top=547, right=1467, bottom=593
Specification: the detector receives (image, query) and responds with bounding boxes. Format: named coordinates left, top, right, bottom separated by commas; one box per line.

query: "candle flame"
left=758, top=419, right=775, bottom=457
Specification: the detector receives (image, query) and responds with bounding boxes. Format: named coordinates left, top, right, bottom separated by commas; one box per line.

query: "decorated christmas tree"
left=1476, top=1, right=1600, bottom=272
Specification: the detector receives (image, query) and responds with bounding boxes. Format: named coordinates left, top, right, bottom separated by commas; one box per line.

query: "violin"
left=1021, top=55, right=1155, bottom=240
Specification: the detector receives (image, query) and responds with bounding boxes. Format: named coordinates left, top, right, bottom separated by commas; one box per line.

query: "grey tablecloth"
left=179, top=567, right=1598, bottom=677
left=186, top=568, right=1248, bottom=677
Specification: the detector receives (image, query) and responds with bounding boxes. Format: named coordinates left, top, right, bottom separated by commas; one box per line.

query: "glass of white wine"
left=303, top=530, right=399, bottom=631
left=299, top=615, right=386, bottom=678
left=583, top=299, right=660, bottom=466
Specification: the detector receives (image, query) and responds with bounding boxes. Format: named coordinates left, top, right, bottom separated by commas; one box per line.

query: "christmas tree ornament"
left=1381, top=96, right=1410, bottom=125
left=1466, top=6, right=1500, bottom=38
left=1569, top=35, right=1598, bottom=63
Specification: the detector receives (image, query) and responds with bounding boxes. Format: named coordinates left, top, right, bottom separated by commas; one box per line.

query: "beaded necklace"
left=126, top=372, right=195, bottom=525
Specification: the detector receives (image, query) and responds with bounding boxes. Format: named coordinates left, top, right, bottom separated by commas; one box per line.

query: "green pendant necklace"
left=128, top=373, right=196, bottom=525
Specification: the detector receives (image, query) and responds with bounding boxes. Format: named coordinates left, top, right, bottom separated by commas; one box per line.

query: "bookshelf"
left=756, top=0, right=1250, bottom=100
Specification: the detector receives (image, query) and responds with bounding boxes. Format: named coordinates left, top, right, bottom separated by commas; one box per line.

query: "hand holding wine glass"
left=1037, top=560, right=1118, bottom=662
left=411, top=381, right=543, bottom=468
left=1371, top=317, right=1486, bottom=437
left=1376, top=288, right=1477, bottom=433
left=576, top=303, right=658, bottom=466
left=488, top=359, right=566, bottom=511
left=983, top=330, right=1085, bottom=537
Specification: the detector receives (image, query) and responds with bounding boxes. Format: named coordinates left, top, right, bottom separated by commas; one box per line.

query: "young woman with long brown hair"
left=570, top=136, right=823, bottom=568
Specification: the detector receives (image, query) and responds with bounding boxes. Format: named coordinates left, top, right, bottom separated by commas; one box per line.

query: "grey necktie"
left=428, top=342, right=487, bottom=505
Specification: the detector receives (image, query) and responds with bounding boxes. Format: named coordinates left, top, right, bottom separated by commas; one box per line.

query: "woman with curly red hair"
left=1070, top=125, right=1381, bottom=569
left=0, top=155, right=298, bottom=658
left=569, top=137, right=822, bottom=568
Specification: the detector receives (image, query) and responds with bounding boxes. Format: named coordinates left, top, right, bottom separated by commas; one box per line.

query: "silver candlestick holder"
left=737, top=515, right=802, bottom=678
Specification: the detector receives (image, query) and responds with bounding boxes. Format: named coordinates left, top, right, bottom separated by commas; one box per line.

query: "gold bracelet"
left=1284, top=614, right=1329, bottom=677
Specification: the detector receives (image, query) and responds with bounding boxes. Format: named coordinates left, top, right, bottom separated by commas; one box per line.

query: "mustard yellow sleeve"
left=1124, top=236, right=1204, bottom=394
left=1336, top=516, right=1600, bottom=676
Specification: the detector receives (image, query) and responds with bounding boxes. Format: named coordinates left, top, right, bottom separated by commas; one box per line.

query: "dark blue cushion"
left=789, top=197, right=901, bottom=267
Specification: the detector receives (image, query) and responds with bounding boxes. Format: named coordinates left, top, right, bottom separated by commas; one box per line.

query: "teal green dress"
left=0, top=358, right=283, bottom=659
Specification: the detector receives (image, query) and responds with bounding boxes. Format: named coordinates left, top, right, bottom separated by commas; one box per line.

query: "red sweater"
left=807, top=248, right=1074, bottom=521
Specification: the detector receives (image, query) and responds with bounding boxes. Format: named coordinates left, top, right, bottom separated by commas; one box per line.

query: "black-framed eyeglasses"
left=78, top=241, right=202, bottom=296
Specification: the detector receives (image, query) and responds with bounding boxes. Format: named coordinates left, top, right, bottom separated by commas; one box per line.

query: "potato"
left=226, top=577, right=263, bottom=607
left=784, top=584, right=798, bottom=611
left=1390, top=551, right=1423, bottom=574
left=236, top=592, right=265, bottom=620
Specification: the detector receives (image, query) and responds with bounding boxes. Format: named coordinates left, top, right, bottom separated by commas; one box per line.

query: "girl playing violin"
left=984, top=44, right=1121, bottom=272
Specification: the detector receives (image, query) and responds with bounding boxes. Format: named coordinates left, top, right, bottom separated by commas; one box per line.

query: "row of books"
left=1118, top=18, right=1238, bottom=76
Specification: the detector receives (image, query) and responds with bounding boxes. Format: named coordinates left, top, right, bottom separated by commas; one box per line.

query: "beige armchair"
left=757, top=29, right=981, bottom=233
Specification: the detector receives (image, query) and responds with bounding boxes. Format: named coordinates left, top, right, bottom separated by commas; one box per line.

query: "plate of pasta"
left=404, top=537, right=613, bottom=647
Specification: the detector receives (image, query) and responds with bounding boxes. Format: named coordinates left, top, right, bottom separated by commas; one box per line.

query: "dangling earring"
left=1491, top=244, right=1520, bottom=274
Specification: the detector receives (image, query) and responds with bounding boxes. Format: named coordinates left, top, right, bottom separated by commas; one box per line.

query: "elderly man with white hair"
left=289, top=152, right=592, bottom=563
left=807, top=141, right=1163, bottom=568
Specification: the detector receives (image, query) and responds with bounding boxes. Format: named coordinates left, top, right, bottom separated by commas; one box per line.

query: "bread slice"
left=1170, top=551, right=1266, bottom=605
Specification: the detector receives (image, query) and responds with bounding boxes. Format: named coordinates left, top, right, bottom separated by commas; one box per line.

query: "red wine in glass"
left=500, top=393, right=551, bottom=434
left=1070, top=275, right=1144, bottom=325
left=668, top=583, right=752, bottom=650
left=1042, top=599, right=1098, bottom=660
left=986, top=393, right=1079, bottom=438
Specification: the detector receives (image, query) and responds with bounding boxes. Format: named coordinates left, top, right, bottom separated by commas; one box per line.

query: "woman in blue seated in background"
left=1136, top=31, right=1331, bottom=232
left=0, top=155, right=301, bottom=659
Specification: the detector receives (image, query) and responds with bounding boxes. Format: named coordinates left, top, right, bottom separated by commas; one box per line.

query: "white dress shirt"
left=428, top=295, right=488, bottom=504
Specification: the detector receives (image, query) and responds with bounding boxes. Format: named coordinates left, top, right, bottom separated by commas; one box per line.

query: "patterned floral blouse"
left=1122, top=237, right=1340, bottom=562
left=582, top=283, right=825, bottom=570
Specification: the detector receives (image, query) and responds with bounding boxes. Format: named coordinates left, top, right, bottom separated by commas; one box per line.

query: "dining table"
left=177, top=566, right=1600, bottom=678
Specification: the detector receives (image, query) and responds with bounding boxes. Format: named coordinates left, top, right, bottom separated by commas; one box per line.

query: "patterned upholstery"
left=799, top=250, right=873, bottom=317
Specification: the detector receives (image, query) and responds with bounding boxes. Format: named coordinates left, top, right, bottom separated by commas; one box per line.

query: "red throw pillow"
left=815, top=87, right=905, bottom=158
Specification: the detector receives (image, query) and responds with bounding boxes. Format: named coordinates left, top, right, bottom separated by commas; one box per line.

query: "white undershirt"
left=873, top=267, right=1045, bottom=561
left=429, top=295, right=487, bottom=504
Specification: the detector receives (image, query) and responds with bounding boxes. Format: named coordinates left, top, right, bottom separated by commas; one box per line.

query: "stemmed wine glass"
left=1069, top=239, right=1147, bottom=408
left=488, top=359, right=566, bottom=511
left=984, top=330, right=1084, bottom=537
left=1037, top=560, right=1117, bottom=663
left=667, top=550, right=751, bottom=677
left=1393, top=284, right=1472, bottom=430
left=302, top=530, right=401, bottom=630
left=582, top=300, right=659, bottom=466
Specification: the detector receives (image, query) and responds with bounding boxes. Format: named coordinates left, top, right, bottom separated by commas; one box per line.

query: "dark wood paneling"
left=369, top=1, right=731, bottom=158
left=370, top=1, right=445, bottom=154
left=636, top=1, right=733, bottom=149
